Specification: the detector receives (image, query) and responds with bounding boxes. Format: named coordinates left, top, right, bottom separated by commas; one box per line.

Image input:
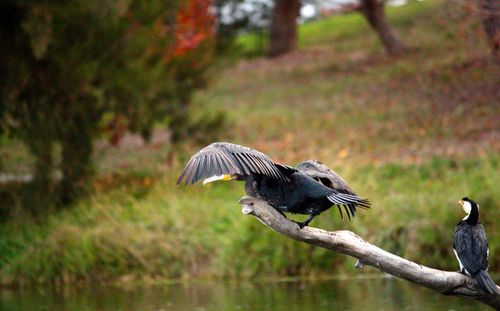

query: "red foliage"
left=106, top=1, right=215, bottom=148
left=171, top=0, right=215, bottom=58
left=105, top=115, right=128, bottom=146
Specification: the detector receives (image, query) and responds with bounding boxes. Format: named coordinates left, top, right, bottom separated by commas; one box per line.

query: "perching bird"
left=177, top=142, right=370, bottom=228
left=453, top=197, right=499, bottom=295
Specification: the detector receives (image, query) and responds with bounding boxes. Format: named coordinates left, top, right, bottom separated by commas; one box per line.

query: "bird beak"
left=237, top=195, right=253, bottom=204
left=203, top=174, right=233, bottom=185
left=458, top=200, right=464, bottom=207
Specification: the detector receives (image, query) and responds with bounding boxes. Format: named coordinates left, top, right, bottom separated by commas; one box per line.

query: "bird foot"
left=355, top=260, right=365, bottom=269
left=294, top=221, right=307, bottom=229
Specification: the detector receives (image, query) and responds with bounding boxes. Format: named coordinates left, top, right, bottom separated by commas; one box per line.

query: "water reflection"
left=0, top=276, right=489, bottom=311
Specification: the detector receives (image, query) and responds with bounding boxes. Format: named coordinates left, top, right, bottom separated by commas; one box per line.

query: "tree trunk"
left=239, top=196, right=500, bottom=309
left=480, top=0, right=500, bottom=62
left=26, top=138, right=55, bottom=215
left=360, top=0, right=406, bottom=56
left=268, top=0, right=301, bottom=57
left=59, top=114, right=94, bottom=205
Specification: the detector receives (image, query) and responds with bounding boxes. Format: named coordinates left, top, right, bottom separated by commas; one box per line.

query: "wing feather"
left=337, top=206, right=344, bottom=220
left=212, top=154, right=223, bottom=176
left=184, top=159, right=197, bottom=185
left=326, top=191, right=371, bottom=219
left=205, top=154, right=213, bottom=176
left=454, top=223, right=488, bottom=275
left=217, top=153, right=234, bottom=175
left=296, top=160, right=355, bottom=194
left=177, top=142, right=291, bottom=185
left=219, top=152, right=239, bottom=174
left=241, top=153, right=259, bottom=172
left=177, top=158, right=193, bottom=185
left=253, top=156, right=275, bottom=178
left=193, top=156, right=207, bottom=184
left=234, top=153, right=251, bottom=175
left=328, top=196, right=351, bottom=219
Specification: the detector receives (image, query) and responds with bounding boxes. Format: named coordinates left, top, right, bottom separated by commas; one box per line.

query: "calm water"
left=0, top=276, right=490, bottom=311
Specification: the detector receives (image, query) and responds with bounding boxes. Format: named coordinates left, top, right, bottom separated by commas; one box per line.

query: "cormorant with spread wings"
left=177, top=142, right=370, bottom=228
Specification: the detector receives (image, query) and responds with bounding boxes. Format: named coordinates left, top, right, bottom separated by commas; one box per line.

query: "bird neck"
left=464, top=204, right=479, bottom=225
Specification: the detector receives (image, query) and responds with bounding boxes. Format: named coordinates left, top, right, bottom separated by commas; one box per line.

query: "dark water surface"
left=0, top=276, right=490, bottom=311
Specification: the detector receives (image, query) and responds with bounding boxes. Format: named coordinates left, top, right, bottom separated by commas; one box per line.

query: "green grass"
left=1, top=0, right=499, bottom=284
left=1, top=155, right=498, bottom=283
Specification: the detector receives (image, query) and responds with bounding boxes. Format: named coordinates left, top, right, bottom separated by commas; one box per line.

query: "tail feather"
left=475, top=270, right=500, bottom=295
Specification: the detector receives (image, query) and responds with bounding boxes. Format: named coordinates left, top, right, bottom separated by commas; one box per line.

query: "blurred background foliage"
left=0, top=0, right=499, bottom=285
left=0, top=0, right=222, bottom=211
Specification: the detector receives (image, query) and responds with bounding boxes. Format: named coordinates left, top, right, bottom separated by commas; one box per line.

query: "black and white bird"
left=177, top=142, right=370, bottom=228
left=453, top=197, right=499, bottom=295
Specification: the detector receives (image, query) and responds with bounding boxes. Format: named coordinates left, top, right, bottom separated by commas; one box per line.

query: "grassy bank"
left=1, top=155, right=498, bottom=283
left=1, top=0, right=499, bottom=283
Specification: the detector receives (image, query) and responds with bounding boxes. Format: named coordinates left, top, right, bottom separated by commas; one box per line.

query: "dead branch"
left=239, top=196, right=500, bottom=309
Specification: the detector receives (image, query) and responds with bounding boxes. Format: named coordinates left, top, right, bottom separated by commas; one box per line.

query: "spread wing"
left=453, top=223, right=488, bottom=275
left=297, top=160, right=370, bottom=220
left=177, top=142, right=292, bottom=185
left=296, top=160, right=355, bottom=194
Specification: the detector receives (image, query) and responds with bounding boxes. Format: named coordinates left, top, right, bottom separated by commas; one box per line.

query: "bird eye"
left=250, top=202, right=254, bottom=206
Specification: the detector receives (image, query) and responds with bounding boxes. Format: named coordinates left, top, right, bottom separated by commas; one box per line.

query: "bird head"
left=458, top=197, right=479, bottom=218
left=237, top=196, right=260, bottom=215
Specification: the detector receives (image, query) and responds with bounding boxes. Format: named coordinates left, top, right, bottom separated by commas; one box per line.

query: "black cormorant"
left=177, top=142, right=370, bottom=228
left=453, top=197, right=499, bottom=295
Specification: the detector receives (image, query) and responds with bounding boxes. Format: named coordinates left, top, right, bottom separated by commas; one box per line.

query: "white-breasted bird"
left=453, top=197, right=499, bottom=295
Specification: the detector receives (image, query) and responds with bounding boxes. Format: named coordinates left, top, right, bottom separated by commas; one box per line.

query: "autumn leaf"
left=337, top=148, right=349, bottom=159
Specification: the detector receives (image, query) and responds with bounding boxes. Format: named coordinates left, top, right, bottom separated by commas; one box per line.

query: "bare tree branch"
left=239, top=196, right=500, bottom=309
